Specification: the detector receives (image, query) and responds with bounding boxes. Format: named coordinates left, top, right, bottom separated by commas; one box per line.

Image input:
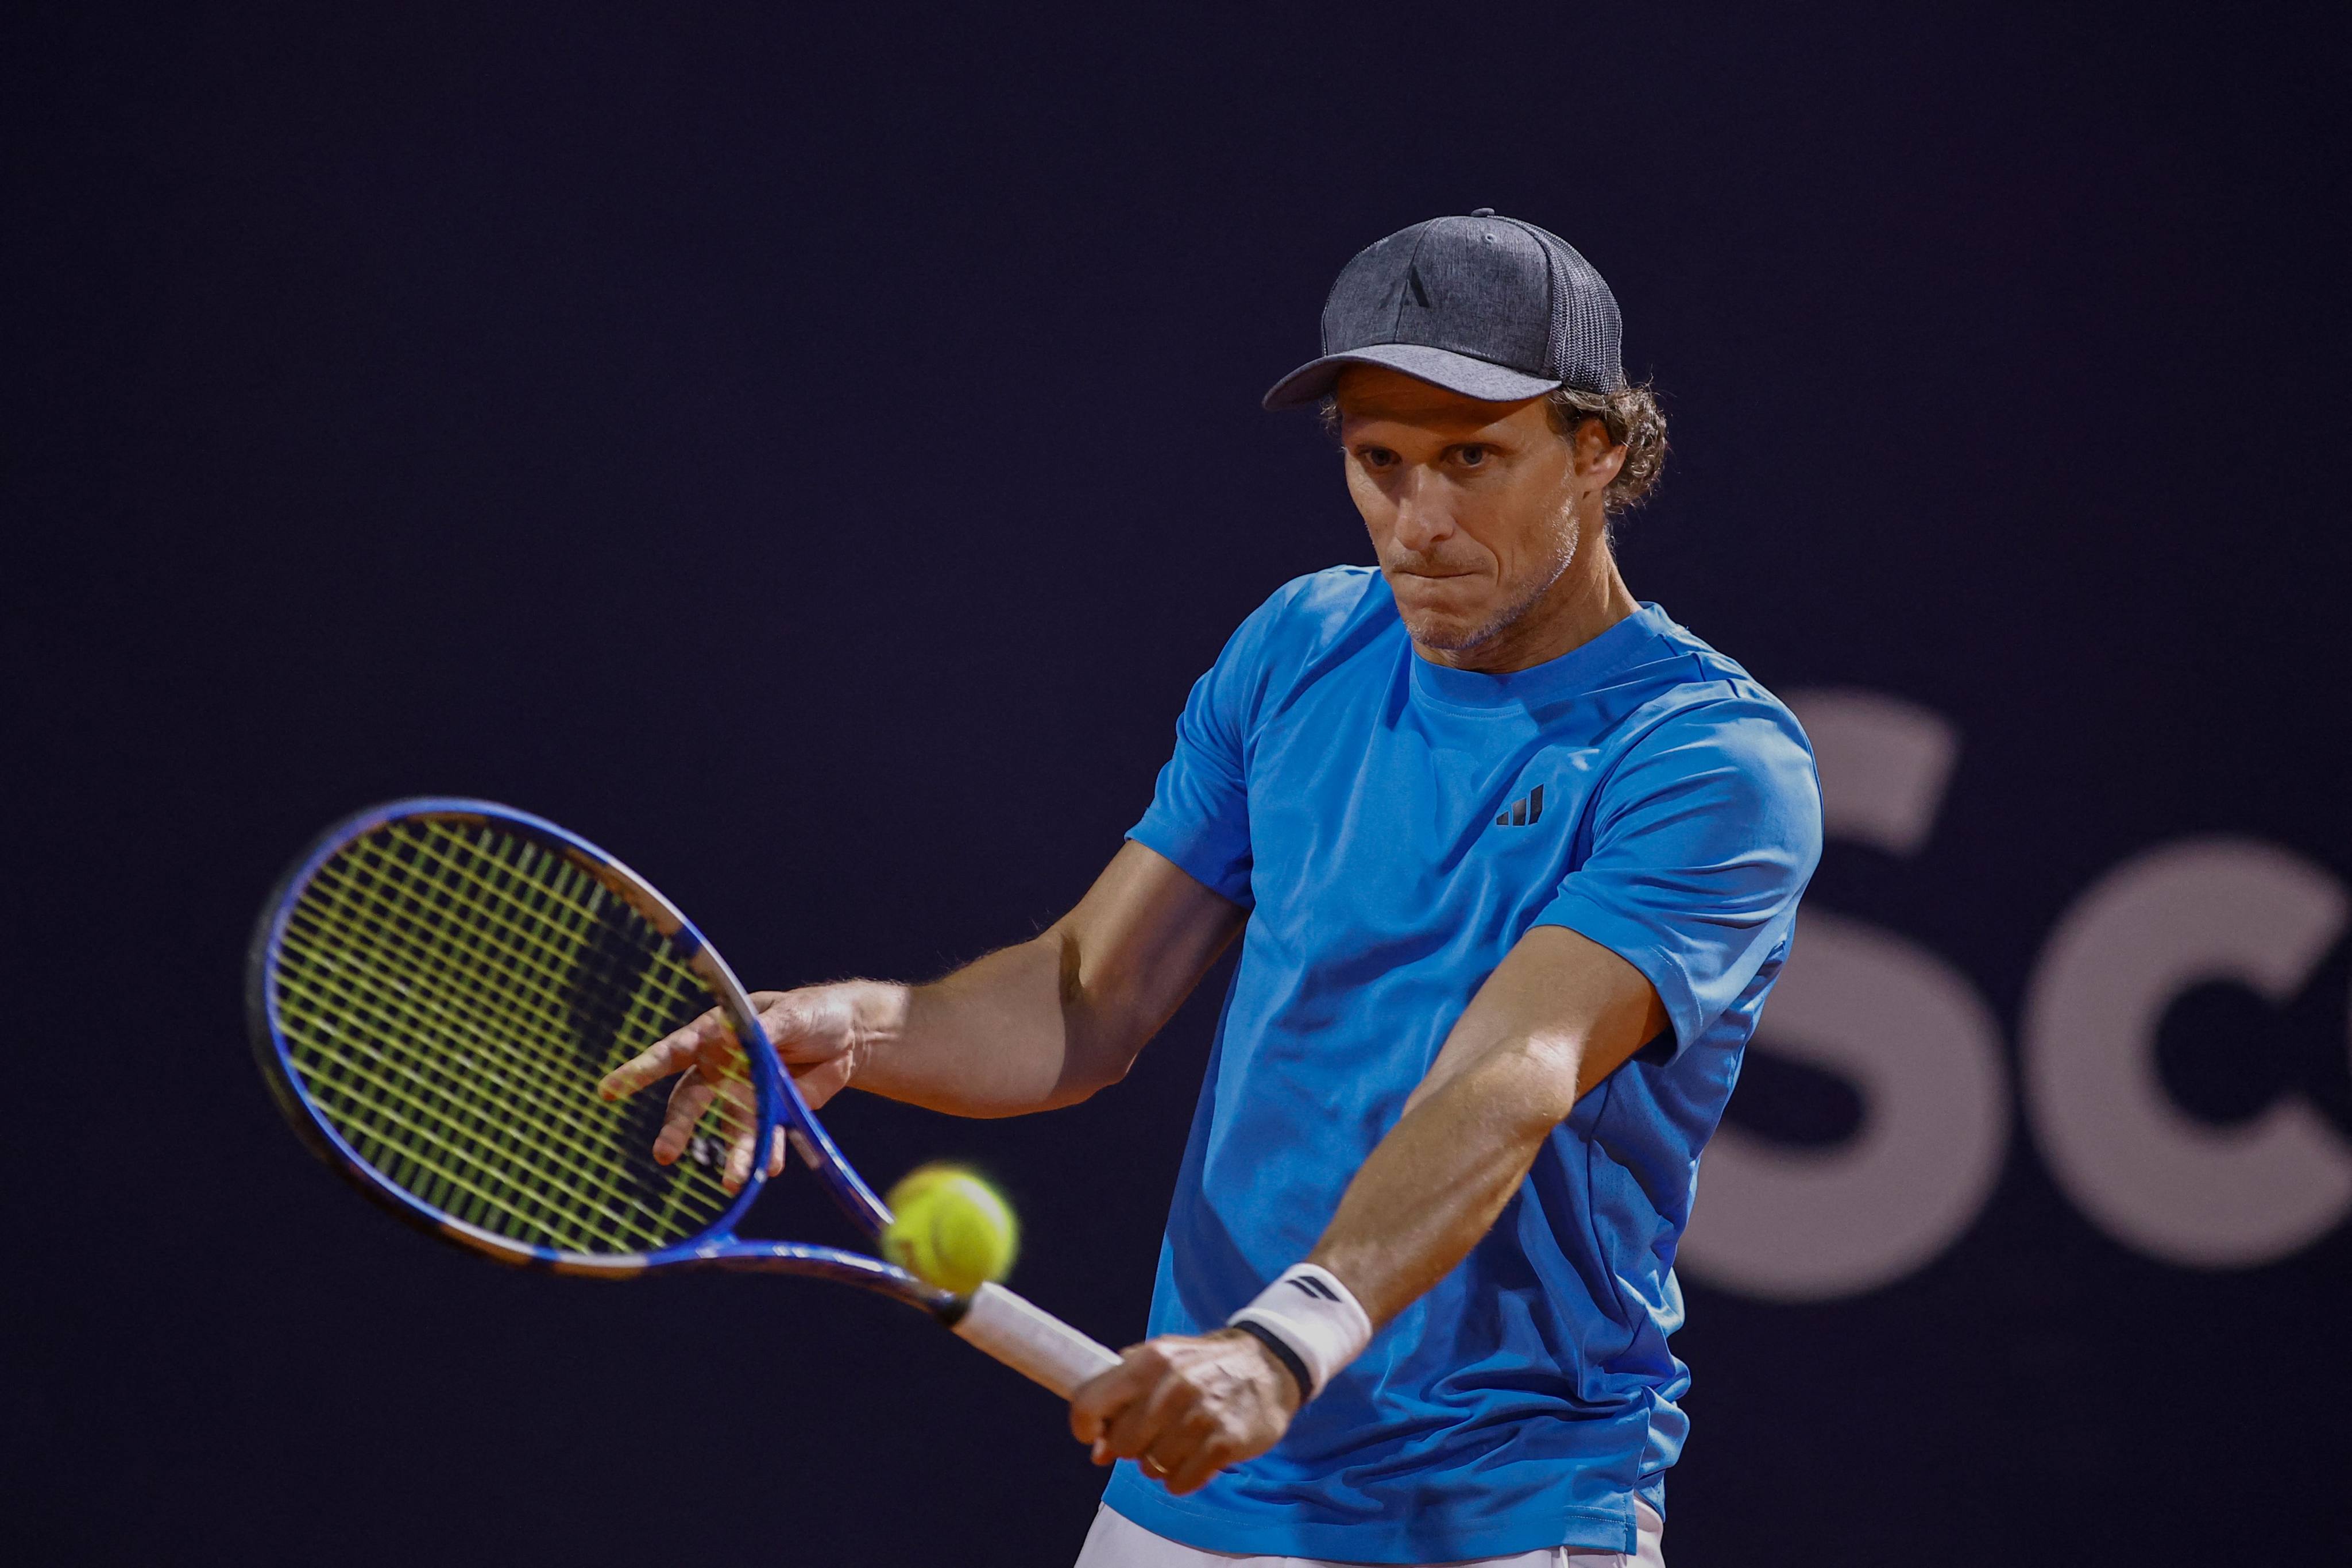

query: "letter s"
left=1678, top=690, right=2010, bottom=1301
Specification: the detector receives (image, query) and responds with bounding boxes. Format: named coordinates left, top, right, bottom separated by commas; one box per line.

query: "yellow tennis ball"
left=880, top=1164, right=1019, bottom=1296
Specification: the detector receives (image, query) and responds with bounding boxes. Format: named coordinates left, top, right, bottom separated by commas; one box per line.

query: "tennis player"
left=618, top=211, right=1820, bottom=1565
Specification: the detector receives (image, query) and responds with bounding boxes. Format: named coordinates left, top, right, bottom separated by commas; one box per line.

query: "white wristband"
left=1227, top=1263, right=1372, bottom=1399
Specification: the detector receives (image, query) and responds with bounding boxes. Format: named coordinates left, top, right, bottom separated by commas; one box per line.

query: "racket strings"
left=277, top=948, right=672, bottom=1248
left=308, top=829, right=704, bottom=1146
left=287, top=838, right=708, bottom=1250
left=292, top=823, right=736, bottom=1248
left=273, top=817, right=748, bottom=1254
left=335, top=822, right=740, bottom=1236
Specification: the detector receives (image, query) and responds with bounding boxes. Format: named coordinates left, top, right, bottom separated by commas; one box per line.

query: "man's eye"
left=1358, top=447, right=1397, bottom=468
left=1454, top=445, right=1488, bottom=467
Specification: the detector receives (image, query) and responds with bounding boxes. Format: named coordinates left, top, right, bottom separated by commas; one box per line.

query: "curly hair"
left=1319, top=380, right=1669, bottom=516
left=1544, top=383, right=1667, bottom=516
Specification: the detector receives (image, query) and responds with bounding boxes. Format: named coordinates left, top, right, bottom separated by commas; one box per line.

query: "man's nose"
left=1392, top=469, right=1455, bottom=551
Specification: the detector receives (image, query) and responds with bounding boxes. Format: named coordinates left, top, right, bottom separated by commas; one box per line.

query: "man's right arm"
left=598, top=841, right=1245, bottom=1160
left=850, top=840, right=1245, bottom=1115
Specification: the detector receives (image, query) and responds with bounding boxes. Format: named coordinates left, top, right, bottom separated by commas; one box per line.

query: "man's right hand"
left=596, top=981, right=906, bottom=1187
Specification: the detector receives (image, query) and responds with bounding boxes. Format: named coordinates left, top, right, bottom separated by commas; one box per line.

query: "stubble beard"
left=1399, top=511, right=1582, bottom=654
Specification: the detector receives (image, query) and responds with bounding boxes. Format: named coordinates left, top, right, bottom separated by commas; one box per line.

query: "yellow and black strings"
left=279, top=818, right=736, bottom=1252
left=273, top=818, right=749, bottom=1255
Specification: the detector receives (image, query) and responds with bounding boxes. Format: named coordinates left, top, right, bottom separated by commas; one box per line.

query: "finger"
left=767, top=1126, right=787, bottom=1178
left=1158, top=1439, right=1233, bottom=1496
left=1068, top=1347, right=1158, bottom=1449
left=1154, top=1409, right=1235, bottom=1496
left=598, top=1012, right=722, bottom=1100
left=719, top=1077, right=760, bottom=1193
left=653, top=1075, right=717, bottom=1164
left=706, top=1061, right=757, bottom=1135
left=1098, top=1355, right=1198, bottom=1465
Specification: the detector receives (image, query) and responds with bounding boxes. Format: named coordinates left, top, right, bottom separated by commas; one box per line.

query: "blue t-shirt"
left=1104, top=567, right=1822, bottom=1562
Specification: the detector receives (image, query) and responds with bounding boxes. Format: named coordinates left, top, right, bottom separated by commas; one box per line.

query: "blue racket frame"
left=248, top=797, right=957, bottom=1316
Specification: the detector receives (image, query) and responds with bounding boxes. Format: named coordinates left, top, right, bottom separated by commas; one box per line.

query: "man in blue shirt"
left=611, top=213, right=1820, bottom=1565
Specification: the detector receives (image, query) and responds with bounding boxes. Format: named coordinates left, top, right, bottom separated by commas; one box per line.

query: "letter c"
left=2022, top=837, right=2352, bottom=1267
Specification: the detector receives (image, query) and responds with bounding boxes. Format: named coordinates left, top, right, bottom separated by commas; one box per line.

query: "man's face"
left=1336, top=365, right=1597, bottom=655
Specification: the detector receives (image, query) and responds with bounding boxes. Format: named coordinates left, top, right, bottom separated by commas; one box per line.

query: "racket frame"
left=246, top=797, right=948, bottom=1310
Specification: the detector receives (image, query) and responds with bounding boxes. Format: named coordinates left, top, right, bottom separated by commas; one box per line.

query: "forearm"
left=1300, top=927, right=1666, bottom=1326
left=1306, top=1041, right=1575, bottom=1326
left=844, top=842, right=1243, bottom=1119
left=841, top=927, right=1126, bottom=1118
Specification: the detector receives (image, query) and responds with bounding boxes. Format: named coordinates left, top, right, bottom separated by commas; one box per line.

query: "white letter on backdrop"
left=2022, top=837, right=2352, bottom=1268
left=1678, top=690, right=2010, bottom=1301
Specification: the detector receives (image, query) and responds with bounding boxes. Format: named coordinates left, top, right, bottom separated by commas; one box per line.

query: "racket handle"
left=951, top=1282, right=1123, bottom=1399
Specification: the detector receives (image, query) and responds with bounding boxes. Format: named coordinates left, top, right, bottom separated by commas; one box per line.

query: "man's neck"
left=1413, top=540, right=1641, bottom=676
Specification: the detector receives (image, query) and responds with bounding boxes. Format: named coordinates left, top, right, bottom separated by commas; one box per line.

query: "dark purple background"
left=8, top=5, right=2347, bottom=1563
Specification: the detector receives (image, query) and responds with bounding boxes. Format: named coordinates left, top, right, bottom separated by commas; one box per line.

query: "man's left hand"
left=1068, top=1328, right=1303, bottom=1494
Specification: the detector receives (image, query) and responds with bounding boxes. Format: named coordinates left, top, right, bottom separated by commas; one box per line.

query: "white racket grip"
left=951, top=1283, right=1122, bottom=1399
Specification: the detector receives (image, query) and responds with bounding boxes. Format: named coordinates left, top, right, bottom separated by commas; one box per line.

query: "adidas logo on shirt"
left=1493, top=785, right=1546, bottom=828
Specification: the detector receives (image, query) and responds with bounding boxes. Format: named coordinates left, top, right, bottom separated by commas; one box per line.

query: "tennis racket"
left=246, top=797, right=1122, bottom=1398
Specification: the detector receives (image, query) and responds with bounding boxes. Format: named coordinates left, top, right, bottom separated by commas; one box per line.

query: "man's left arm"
left=1068, top=922, right=1667, bottom=1494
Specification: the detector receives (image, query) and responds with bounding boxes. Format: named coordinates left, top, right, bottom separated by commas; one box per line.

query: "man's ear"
left=1573, top=417, right=1627, bottom=492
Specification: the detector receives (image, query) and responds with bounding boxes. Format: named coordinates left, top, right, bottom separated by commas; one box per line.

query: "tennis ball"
left=880, top=1164, right=1019, bottom=1296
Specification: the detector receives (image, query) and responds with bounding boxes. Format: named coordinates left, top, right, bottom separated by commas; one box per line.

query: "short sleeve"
left=1534, top=696, right=1822, bottom=1055
left=1126, top=589, right=1295, bottom=907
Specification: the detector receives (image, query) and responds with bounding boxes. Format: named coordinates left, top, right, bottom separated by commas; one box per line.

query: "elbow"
left=1491, top=1032, right=1590, bottom=1131
left=1027, top=1061, right=1126, bottom=1114
left=1045, top=925, right=1156, bottom=1103
left=1052, top=1022, right=1150, bottom=1105
left=1402, top=1032, right=1585, bottom=1134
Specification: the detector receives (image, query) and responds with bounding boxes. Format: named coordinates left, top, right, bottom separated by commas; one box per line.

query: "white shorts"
left=1073, top=1498, right=1666, bottom=1568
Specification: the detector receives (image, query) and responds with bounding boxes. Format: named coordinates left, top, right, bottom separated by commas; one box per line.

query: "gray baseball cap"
left=1262, top=209, right=1626, bottom=410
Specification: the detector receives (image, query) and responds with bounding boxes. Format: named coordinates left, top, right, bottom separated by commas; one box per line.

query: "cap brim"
left=1260, top=343, right=1562, bottom=411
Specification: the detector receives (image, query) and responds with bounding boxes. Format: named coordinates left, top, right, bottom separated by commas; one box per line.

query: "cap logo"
left=1405, top=263, right=1432, bottom=310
